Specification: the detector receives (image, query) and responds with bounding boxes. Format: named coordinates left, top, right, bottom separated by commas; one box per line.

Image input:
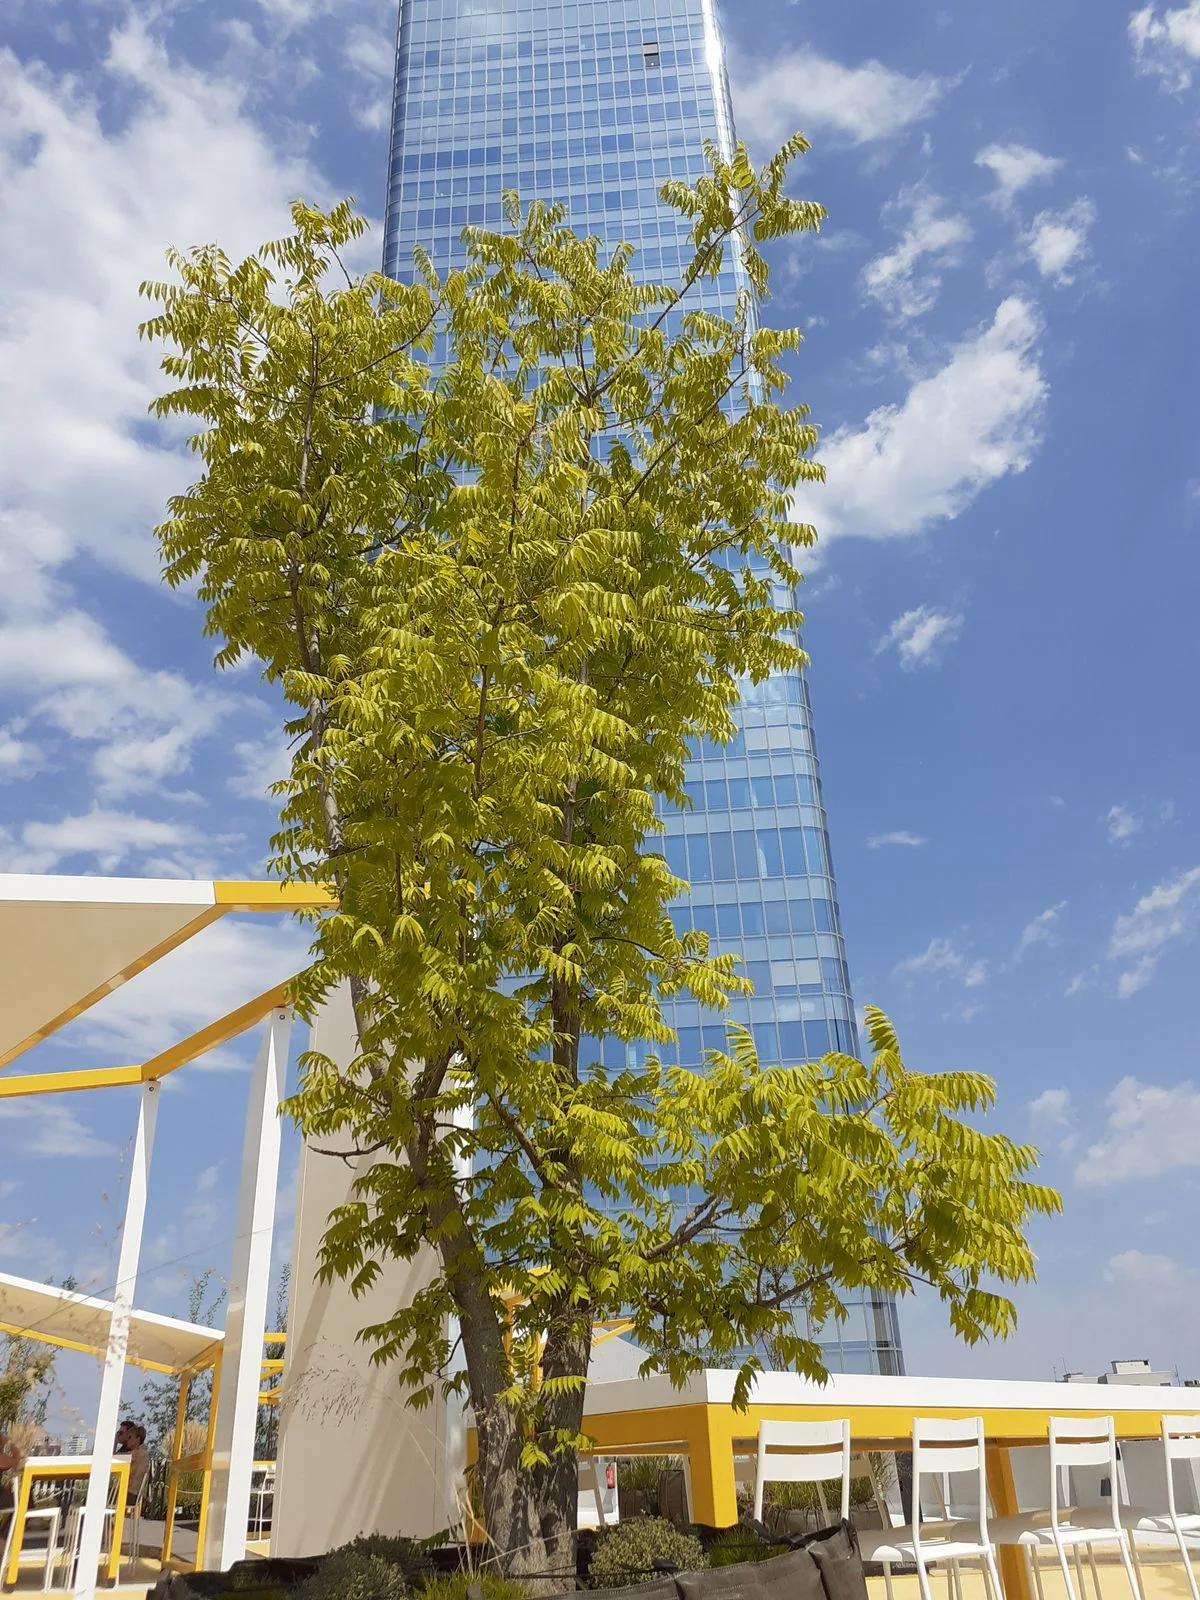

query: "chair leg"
left=913, top=1552, right=935, bottom=1600
left=1055, top=1538, right=1080, bottom=1600
left=882, top=1560, right=896, bottom=1600
left=1129, top=1536, right=1148, bottom=1600
left=951, top=1558, right=964, bottom=1600
left=1116, top=1535, right=1142, bottom=1600
left=983, top=1549, right=1004, bottom=1600
left=1027, top=1545, right=1047, bottom=1600
left=1087, top=1540, right=1102, bottom=1600
left=1074, top=1544, right=1090, bottom=1600
left=1176, top=1530, right=1200, bottom=1600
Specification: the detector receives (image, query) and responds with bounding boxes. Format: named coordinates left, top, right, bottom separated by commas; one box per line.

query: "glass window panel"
left=756, top=828, right=782, bottom=877
left=708, top=830, right=734, bottom=880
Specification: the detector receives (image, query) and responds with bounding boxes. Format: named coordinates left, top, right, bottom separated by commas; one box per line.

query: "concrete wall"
left=272, top=986, right=463, bottom=1556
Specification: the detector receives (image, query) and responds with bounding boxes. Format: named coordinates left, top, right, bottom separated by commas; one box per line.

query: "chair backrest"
left=753, top=1419, right=851, bottom=1523
left=1163, top=1418, right=1200, bottom=1518
left=1049, top=1418, right=1120, bottom=1528
left=911, top=1417, right=988, bottom=1546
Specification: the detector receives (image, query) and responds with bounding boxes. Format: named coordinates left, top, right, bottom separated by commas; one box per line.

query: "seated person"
left=114, top=1420, right=149, bottom=1503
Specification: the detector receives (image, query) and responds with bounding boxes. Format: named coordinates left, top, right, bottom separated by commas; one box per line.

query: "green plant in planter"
left=298, top=1547, right=408, bottom=1600
left=417, top=1575, right=531, bottom=1600
left=706, top=1528, right=782, bottom=1567
left=588, top=1520, right=707, bottom=1588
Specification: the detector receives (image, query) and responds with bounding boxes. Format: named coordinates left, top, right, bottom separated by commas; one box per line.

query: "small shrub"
left=588, top=1519, right=707, bottom=1588
left=298, top=1547, right=408, bottom=1600
left=706, top=1528, right=782, bottom=1567
left=416, top=1575, right=530, bottom=1600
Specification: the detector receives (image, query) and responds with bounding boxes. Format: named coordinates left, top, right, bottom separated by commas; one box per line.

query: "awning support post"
left=202, top=1006, right=292, bottom=1570
left=73, top=1079, right=159, bottom=1598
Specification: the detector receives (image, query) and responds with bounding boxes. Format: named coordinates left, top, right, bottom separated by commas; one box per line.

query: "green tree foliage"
left=141, top=135, right=1060, bottom=1576
left=0, top=1336, right=55, bottom=1431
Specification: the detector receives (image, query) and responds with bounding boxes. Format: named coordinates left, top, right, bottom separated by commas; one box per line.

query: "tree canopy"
left=142, top=134, right=1060, bottom=1572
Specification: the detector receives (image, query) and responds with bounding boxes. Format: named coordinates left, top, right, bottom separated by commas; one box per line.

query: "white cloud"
left=0, top=1100, right=114, bottom=1159
left=867, top=831, right=927, bottom=849
left=64, top=915, right=312, bottom=1063
left=1108, top=865, right=1200, bottom=997
left=1015, top=901, right=1067, bottom=962
left=0, top=21, right=327, bottom=796
left=793, top=299, right=1047, bottom=544
left=344, top=22, right=395, bottom=131
left=862, top=189, right=972, bottom=319
left=1104, top=1249, right=1188, bottom=1295
left=1029, top=1086, right=1071, bottom=1127
left=0, top=725, right=44, bottom=782
left=731, top=50, right=945, bottom=147
left=1077, top=1076, right=1200, bottom=1185
left=1107, top=803, right=1144, bottom=844
left=894, top=936, right=987, bottom=989
left=975, top=143, right=1063, bottom=206
left=0, top=808, right=203, bottom=875
left=876, top=606, right=964, bottom=669
left=1130, top=1, right=1200, bottom=90
left=1025, top=200, right=1096, bottom=286
left=228, top=737, right=292, bottom=804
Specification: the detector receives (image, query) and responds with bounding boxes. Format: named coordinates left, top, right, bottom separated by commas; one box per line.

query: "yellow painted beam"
left=0, top=1320, right=179, bottom=1374
left=0, top=1064, right=144, bottom=1099
left=0, top=984, right=296, bottom=1099
left=214, top=880, right=336, bottom=911
left=141, top=982, right=293, bottom=1081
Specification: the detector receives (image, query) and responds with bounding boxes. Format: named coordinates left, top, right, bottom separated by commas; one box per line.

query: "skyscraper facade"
left=382, top=0, right=903, bottom=1377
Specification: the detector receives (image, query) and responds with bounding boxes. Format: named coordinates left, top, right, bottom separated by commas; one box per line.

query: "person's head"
left=131, top=1424, right=146, bottom=1447
left=115, top=1419, right=139, bottom=1450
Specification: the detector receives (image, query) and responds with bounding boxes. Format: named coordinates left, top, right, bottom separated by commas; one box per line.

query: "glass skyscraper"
left=381, top=0, right=903, bottom=1377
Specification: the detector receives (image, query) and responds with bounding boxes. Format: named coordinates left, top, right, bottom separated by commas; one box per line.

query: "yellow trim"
left=0, top=903, right=225, bottom=1070
left=141, top=982, right=293, bottom=1080
left=0, top=1064, right=145, bottom=1099
left=213, top=880, right=336, bottom=910
left=0, top=1318, right=184, bottom=1374
left=0, top=985, right=293, bottom=1100
left=3, top=1458, right=129, bottom=1586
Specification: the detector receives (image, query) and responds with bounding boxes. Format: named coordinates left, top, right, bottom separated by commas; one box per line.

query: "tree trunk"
left=459, top=1289, right=593, bottom=1588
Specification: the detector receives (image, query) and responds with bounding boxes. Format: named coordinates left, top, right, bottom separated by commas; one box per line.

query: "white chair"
left=858, top=1417, right=1002, bottom=1600
left=0, top=1497, right=62, bottom=1591
left=60, top=1478, right=145, bottom=1586
left=990, top=1416, right=1141, bottom=1600
left=751, top=1419, right=851, bottom=1526
left=1102, top=1416, right=1200, bottom=1600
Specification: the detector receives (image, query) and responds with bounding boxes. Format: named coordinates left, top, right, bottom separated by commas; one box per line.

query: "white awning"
left=0, top=873, right=330, bottom=1069
left=0, top=1270, right=223, bottom=1374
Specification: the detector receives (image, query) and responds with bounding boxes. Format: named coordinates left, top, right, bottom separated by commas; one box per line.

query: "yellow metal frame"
left=3, top=1456, right=130, bottom=1588
left=0, top=879, right=333, bottom=1576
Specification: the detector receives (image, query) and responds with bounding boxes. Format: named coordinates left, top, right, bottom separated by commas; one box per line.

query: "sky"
left=2, top=0, right=1200, bottom=1430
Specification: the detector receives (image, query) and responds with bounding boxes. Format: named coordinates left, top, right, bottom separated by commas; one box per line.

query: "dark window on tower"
left=643, top=41, right=661, bottom=69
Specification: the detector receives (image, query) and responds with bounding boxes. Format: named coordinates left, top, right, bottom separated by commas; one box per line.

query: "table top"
left=580, top=1368, right=1200, bottom=1419
left=19, top=1454, right=129, bottom=1476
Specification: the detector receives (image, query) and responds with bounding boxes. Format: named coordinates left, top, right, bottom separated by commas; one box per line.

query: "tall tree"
left=142, top=136, right=1060, bottom=1577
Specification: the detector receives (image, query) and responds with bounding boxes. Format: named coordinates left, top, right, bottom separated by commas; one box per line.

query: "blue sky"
left=2, top=0, right=1200, bottom=1424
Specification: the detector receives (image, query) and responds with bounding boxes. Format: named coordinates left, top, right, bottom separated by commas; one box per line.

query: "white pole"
left=73, top=1080, right=159, bottom=1599
left=203, top=1007, right=292, bottom=1571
